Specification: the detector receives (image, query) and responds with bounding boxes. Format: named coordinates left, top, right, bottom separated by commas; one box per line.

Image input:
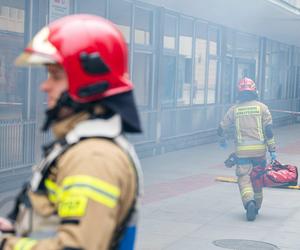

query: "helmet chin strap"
left=42, top=91, right=114, bottom=131
left=42, top=92, right=84, bottom=131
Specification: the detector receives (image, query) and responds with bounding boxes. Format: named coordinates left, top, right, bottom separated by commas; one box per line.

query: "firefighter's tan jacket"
left=2, top=112, right=139, bottom=250
left=220, top=100, right=276, bottom=158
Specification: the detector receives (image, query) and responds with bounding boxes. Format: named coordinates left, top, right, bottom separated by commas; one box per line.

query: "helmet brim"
left=15, top=51, right=56, bottom=66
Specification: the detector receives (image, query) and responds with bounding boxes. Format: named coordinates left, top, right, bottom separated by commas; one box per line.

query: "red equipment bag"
left=251, top=160, right=298, bottom=188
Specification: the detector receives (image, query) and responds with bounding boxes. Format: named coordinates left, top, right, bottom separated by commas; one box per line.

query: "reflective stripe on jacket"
left=220, top=100, right=275, bottom=157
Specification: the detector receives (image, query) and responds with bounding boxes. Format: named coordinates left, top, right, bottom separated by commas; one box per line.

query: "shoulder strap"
left=109, top=136, right=142, bottom=250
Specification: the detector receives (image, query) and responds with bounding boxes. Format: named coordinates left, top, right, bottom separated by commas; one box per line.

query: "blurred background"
left=0, top=0, right=299, bottom=192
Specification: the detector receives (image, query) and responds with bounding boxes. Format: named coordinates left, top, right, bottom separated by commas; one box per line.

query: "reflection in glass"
left=132, top=52, right=152, bottom=106
left=109, top=0, right=132, bottom=43
left=134, top=7, right=152, bottom=46
left=193, top=22, right=207, bottom=105
left=265, top=40, right=289, bottom=100
left=194, top=38, right=206, bottom=104
left=209, top=27, right=218, bottom=56
left=75, top=0, right=106, bottom=17
left=221, top=59, right=233, bottom=104
left=0, top=2, right=25, bottom=120
left=207, top=59, right=217, bottom=104
left=163, top=14, right=177, bottom=50
left=236, top=32, right=259, bottom=60
left=162, top=56, right=176, bottom=107
left=177, top=18, right=192, bottom=106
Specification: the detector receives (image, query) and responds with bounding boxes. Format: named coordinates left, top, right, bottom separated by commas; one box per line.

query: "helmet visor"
left=15, top=27, right=58, bottom=66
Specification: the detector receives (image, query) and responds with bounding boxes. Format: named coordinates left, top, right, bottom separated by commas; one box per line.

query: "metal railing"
left=0, top=120, right=36, bottom=172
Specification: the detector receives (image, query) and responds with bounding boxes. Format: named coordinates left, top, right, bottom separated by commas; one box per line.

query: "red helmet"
left=237, top=77, right=256, bottom=92
left=15, top=14, right=132, bottom=103
left=16, top=14, right=141, bottom=133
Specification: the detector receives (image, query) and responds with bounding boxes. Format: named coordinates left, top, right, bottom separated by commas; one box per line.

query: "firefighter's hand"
left=0, top=217, right=13, bottom=231
left=270, top=151, right=277, bottom=161
left=219, top=138, right=228, bottom=149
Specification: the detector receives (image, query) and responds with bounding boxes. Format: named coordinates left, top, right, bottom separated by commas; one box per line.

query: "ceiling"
left=140, top=0, right=300, bottom=47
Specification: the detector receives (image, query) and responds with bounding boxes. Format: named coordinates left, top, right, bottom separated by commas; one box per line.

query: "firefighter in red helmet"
left=218, top=77, right=276, bottom=221
left=0, top=14, right=143, bottom=250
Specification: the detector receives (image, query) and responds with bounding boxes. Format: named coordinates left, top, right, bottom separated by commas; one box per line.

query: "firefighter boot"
left=246, top=201, right=256, bottom=221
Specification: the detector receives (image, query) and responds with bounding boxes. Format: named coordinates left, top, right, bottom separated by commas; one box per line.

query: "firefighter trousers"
left=236, top=163, right=263, bottom=210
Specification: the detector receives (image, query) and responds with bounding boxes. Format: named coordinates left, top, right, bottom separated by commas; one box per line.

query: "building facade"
left=0, top=0, right=300, bottom=173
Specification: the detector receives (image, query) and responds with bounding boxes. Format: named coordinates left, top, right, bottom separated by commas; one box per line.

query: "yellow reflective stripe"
left=14, top=238, right=37, bottom=250
left=45, top=178, right=60, bottom=203
left=235, top=118, right=242, bottom=143
left=63, top=175, right=120, bottom=197
left=241, top=191, right=253, bottom=198
left=241, top=187, right=253, bottom=197
left=267, top=138, right=275, bottom=145
left=256, top=116, right=264, bottom=141
left=237, top=144, right=266, bottom=151
left=62, top=188, right=117, bottom=208
left=62, top=175, right=120, bottom=208
left=235, top=106, right=261, bottom=116
left=59, top=195, right=88, bottom=217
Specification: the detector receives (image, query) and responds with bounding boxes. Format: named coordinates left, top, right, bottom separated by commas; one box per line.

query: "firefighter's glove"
left=270, top=151, right=277, bottom=162
left=219, top=138, right=228, bottom=149
left=224, top=153, right=237, bottom=168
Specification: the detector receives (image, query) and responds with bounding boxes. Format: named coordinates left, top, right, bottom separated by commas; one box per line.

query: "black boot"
left=246, top=201, right=256, bottom=221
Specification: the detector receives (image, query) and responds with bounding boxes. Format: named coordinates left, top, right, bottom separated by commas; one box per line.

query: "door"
left=234, top=58, right=256, bottom=100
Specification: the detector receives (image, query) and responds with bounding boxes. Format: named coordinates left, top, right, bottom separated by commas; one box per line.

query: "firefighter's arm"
left=262, top=106, right=276, bottom=153
left=218, top=106, right=235, bottom=148
left=1, top=142, right=133, bottom=250
left=218, top=106, right=235, bottom=136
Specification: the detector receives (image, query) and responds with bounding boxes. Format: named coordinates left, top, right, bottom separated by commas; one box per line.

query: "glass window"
left=132, top=52, right=152, bottom=106
left=0, top=6, right=9, bottom=17
left=109, top=0, right=132, bottom=43
left=163, top=14, right=177, bottom=50
left=225, top=29, right=235, bottom=57
left=0, top=1, right=25, bottom=120
left=279, top=44, right=290, bottom=66
left=208, top=27, right=219, bottom=56
left=134, top=7, right=152, bottom=46
left=264, top=67, right=279, bottom=100
left=177, top=17, right=193, bottom=106
left=193, top=21, right=207, bottom=105
left=297, top=66, right=300, bottom=98
left=162, top=56, right=176, bottom=107
left=221, top=58, right=233, bottom=104
left=207, top=59, right=218, bottom=104
left=265, top=40, right=290, bottom=100
left=236, top=32, right=259, bottom=60
left=0, top=6, right=24, bottom=33
left=75, top=0, right=106, bottom=17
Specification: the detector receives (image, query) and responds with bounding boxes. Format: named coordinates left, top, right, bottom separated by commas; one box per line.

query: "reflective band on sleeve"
left=61, top=175, right=121, bottom=209
left=45, top=178, right=60, bottom=203
left=237, top=144, right=266, bottom=151
left=59, top=195, right=88, bottom=217
left=14, top=238, right=37, bottom=250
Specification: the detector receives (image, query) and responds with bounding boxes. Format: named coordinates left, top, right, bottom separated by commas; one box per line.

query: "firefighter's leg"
left=252, top=157, right=266, bottom=213
left=236, top=163, right=256, bottom=221
left=236, top=163, right=255, bottom=208
left=253, top=182, right=263, bottom=212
